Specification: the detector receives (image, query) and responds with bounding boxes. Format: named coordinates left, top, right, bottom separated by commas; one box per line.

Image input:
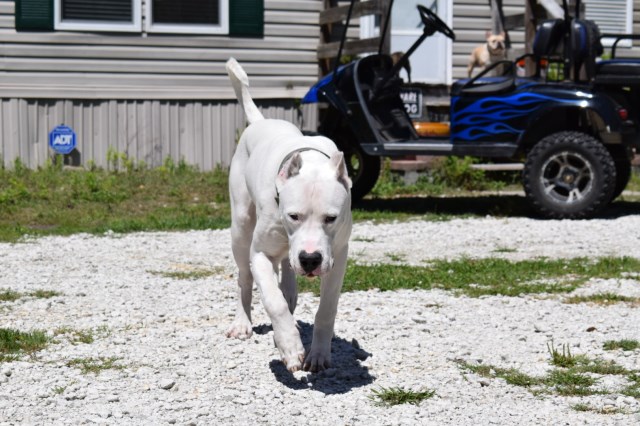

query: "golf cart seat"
left=354, top=54, right=418, bottom=142
left=595, top=60, right=640, bottom=86
left=571, top=19, right=603, bottom=81
left=533, top=19, right=565, bottom=57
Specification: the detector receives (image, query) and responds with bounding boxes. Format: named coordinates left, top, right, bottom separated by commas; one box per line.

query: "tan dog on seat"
left=467, top=31, right=506, bottom=77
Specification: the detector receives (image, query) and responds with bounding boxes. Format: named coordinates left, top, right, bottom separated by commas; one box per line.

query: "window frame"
left=583, top=0, right=633, bottom=47
left=145, top=0, right=229, bottom=35
left=53, top=0, right=230, bottom=34
left=54, top=0, right=142, bottom=32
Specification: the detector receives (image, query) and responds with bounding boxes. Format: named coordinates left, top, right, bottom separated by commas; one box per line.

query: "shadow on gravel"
left=354, top=194, right=533, bottom=217
left=354, top=195, right=640, bottom=219
left=269, top=322, right=374, bottom=394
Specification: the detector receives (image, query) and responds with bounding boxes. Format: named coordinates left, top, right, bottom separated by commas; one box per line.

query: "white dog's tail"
left=226, top=58, right=264, bottom=124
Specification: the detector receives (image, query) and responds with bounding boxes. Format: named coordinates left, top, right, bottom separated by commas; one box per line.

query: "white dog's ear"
left=485, top=30, right=492, bottom=39
left=331, top=152, right=352, bottom=190
left=277, top=152, right=302, bottom=188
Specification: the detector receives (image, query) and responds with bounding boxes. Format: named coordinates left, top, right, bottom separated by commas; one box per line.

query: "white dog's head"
left=276, top=151, right=352, bottom=278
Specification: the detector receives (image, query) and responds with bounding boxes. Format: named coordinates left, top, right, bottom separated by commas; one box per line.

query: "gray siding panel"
left=0, top=99, right=318, bottom=169
left=452, top=0, right=527, bottom=79
left=0, top=0, right=323, bottom=100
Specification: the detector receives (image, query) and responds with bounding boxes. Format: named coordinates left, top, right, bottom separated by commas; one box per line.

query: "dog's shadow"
left=264, top=321, right=374, bottom=394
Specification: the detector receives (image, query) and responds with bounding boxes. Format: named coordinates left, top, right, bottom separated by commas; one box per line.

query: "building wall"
left=0, top=98, right=317, bottom=169
left=0, top=0, right=321, bottom=169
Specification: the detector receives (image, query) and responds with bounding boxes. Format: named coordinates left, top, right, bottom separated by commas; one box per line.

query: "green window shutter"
left=229, top=0, right=264, bottom=37
left=15, top=0, right=54, bottom=31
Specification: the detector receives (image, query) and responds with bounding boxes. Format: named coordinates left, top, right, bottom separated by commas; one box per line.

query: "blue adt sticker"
left=49, top=125, right=77, bottom=155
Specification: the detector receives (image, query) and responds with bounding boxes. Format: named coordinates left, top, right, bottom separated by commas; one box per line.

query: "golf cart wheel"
left=523, top=131, right=616, bottom=219
left=330, top=131, right=380, bottom=201
left=610, top=152, right=632, bottom=201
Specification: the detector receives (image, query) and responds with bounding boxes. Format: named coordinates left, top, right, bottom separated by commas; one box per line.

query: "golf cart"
left=302, top=0, right=640, bottom=219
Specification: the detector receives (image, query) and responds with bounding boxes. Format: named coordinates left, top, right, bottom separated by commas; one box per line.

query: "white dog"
left=224, top=58, right=352, bottom=373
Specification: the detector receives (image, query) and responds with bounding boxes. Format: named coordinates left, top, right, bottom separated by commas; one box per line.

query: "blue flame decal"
left=451, top=92, right=579, bottom=141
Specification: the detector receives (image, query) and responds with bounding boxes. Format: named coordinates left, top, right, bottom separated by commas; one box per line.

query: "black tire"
left=523, top=131, right=616, bottom=219
left=332, top=132, right=381, bottom=202
left=611, top=154, right=632, bottom=201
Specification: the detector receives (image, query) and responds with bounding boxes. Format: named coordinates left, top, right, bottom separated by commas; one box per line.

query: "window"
left=583, top=0, right=632, bottom=47
left=16, top=0, right=263, bottom=37
left=146, top=0, right=229, bottom=34
left=55, top=0, right=141, bottom=32
left=53, top=0, right=228, bottom=34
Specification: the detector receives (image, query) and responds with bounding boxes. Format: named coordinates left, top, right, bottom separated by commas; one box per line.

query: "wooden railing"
left=317, top=0, right=390, bottom=75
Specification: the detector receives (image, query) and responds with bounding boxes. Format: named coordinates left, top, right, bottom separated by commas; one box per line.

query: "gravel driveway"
left=0, top=215, right=639, bottom=425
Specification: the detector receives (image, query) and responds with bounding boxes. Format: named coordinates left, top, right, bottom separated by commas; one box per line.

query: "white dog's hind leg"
left=252, top=252, right=305, bottom=372
left=304, top=245, right=348, bottom=372
left=279, top=259, right=298, bottom=314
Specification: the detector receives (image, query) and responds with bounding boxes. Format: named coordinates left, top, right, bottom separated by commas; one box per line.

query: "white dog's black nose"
left=299, top=251, right=322, bottom=274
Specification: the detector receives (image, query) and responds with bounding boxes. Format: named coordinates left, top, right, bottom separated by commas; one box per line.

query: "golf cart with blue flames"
left=302, top=0, right=640, bottom=219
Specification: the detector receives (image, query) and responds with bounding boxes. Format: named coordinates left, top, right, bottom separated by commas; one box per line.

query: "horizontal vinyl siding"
left=452, top=0, right=526, bottom=80
left=0, top=1, right=12, bottom=29
left=0, top=0, right=323, bottom=99
left=0, top=98, right=318, bottom=169
left=452, top=0, right=640, bottom=73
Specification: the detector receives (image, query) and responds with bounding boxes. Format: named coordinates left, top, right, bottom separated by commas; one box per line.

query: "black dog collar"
left=275, top=147, right=330, bottom=205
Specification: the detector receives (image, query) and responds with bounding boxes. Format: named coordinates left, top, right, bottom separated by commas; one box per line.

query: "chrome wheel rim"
left=540, top=151, right=594, bottom=204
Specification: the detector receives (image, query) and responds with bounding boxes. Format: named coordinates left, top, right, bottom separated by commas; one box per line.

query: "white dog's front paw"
left=225, top=319, right=253, bottom=340
left=303, top=346, right=331, bottom=372
left=274, top=330, right=305, bottom=372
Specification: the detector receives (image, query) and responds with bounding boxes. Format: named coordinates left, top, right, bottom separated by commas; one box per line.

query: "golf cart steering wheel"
left=417, top=5, right=456, bottom=41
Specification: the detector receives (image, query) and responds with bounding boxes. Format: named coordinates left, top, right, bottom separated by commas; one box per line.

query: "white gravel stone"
left=0, top=216, right=639, bottom=424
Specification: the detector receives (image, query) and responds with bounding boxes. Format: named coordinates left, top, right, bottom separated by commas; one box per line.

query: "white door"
left=390, top=0, right=452, bottom=84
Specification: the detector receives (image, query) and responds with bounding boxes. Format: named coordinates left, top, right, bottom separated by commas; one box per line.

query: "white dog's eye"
left=288, top=213, right=300, bottom=222
left=324, top=215, right=337, bottom=224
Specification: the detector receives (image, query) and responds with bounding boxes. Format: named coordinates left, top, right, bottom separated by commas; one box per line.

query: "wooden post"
left=379, top=0, right=391, bottom=55
left=490, top=0, right=503, bottom=34
left=524, top=0, right=537, bottom=74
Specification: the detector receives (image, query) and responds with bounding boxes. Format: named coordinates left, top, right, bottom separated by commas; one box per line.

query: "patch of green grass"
left=604, top=339, right=640, bottom=352
left=544, top=369, right=599, bottom=396
left=0, top=328, right=50, bottom=361
left=0, top=157, right=230, bottom=242
left=54, top=327, right=95, bottom=344
left=0, top=289, right=21, bottom=302
left=369, top=157, right=513, bottom=200
left=626, top=168, right=640, bottom=192
left=623, top=373, right=640, bottom=398
left=299, top=256, right=640, bottom=298
left=352, top=236, right=375, bottom=243
left=547, top=342, right=582, bottom=368
left=458, top=342, right=640, bottom=400
left=0, top=289, right=62, bottom=302
left=575, top=358, right=630, bottom=376
left=54, top=325, right=111, bottom=345
left=369, top=386, right=436, bottom=406
left=52, top=385, right=67, bottom=395
left=148, top=267, right=223, bottom=281
left=492, top=247, right=517, bottom=253
left=29, top=289, right=62, bottom=299
left=66, top=357, right=123, bottom=374
left=384, top=252, right=405, bottom=262
left=572, top=403, right=626, bottom=414
left=458, top=361, right=540, bottom=387
left=564, top=293, right=640, bottom=305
